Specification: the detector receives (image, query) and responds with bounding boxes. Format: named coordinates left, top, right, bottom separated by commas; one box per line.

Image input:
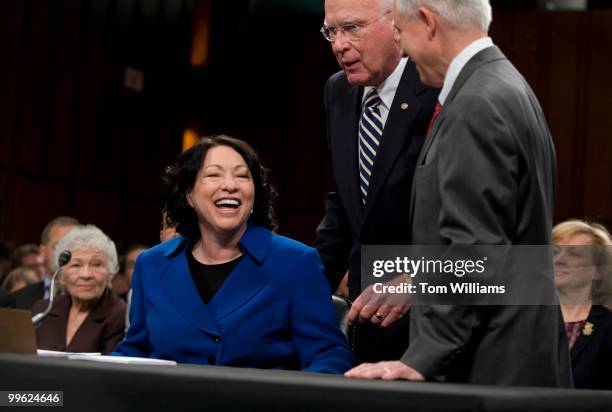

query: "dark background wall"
left=1, top=0, right=611, bottom=252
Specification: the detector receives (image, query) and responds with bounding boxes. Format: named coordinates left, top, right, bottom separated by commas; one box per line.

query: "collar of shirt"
left=362, top=57, right=408, bottom=127
left=438, top=37, right=494, bottom=106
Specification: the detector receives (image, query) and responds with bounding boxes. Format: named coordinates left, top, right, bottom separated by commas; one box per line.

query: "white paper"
left=37, top=349, right=101, bottom=357
left=67, top=354, right=177, bottom=366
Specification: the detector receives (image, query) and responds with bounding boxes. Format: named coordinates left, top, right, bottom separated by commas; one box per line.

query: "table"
left=0, top=353, right=610, bottom=411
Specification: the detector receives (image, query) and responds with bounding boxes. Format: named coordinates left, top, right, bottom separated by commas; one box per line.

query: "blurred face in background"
left=124, top=247, right=147, bottom=284
left=21, top=251, right=45, bottom=280
left=160, top=210, right=179, bottom=243
left=62, top=248, right=111, bottom=304
left=41, top=224, right=76, bottom=276
left=554, top=233, right=599, bottom=295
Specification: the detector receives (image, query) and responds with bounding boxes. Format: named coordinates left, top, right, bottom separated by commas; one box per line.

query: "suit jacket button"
left=208, top=355, right=216, bottom=365
left=214, top=336, right=221, bottom=344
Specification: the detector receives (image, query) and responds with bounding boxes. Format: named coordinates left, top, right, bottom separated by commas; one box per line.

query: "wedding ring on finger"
left=383, top=367, right=392, bottom=374
left=374, top=312, right=384, bottom=321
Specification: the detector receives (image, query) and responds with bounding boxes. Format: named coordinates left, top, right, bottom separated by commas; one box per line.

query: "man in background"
left=11, top=243, right=45, bottom=280
left=14, top=216, right=80, bottom=310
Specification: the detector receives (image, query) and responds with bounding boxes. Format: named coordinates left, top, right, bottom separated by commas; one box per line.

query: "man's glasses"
left=320, top=11, right=391, bottom=42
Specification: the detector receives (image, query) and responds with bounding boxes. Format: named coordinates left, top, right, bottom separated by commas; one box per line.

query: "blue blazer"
left=115, top=224, right=354, bottom=374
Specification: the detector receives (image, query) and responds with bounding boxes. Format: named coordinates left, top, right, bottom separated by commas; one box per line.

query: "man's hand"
left=347, top=275, right=410, bottom=328
left=345, top=361, right=425, bottom=381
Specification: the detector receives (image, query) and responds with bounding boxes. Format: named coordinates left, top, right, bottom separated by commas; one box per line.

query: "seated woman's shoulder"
left=268, top=232, right=315, bottom=256
left=138, top=236, right=187, bottom=262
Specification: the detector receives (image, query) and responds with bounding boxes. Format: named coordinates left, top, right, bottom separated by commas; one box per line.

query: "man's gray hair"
left=379, top=0, right=394, bottom=12
left=395, top=0, right=492, bottom=32
left=53, top=224, right=119, bottom=276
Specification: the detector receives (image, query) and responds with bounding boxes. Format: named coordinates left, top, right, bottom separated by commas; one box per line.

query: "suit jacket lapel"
left=409, top=46, right=506, bottom=231
left=334, top=85, right=364, bottom=227
left=207, top=225, right=271, bottom=320
left=206, top=256, right=270, bottom=321
left=160, top=239, right=220, bottom=335
left=445, top=46, right=506, bottom=106
left=67, top=289, right=112, bottom=351
left=364, top=63, right=424, bottom=222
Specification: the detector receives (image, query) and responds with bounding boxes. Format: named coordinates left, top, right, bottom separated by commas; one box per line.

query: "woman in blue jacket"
left=115, top=135, right=353, bottom=373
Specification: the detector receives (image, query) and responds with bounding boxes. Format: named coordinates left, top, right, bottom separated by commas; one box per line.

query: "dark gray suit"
left=404, top=46, right=572, bottom=386
left=315, top=61, right=439, bottom=362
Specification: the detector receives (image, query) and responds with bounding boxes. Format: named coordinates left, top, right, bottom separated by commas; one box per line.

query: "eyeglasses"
left=320, top=11, right=391, bottom=42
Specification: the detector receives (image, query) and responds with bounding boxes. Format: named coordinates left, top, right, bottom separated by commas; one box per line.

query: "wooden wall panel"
left=71, top=187, right=120, bottom=240
left=546, top=12, right=586, bottom=221
left=8, top=175, right=69, bottom=244
left=0, top=1, right=24, bottom=167
left=43, top=0, right=84, bottom=179
left=118, top=197, right=165, bottom=248
left=581, top=10, right=612, bottom=224
left=0, top=0, right=193, bottom=248
left=13, top=0, right=54, bottom=173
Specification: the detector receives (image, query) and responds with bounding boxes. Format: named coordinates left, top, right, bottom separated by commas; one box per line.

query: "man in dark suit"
left=14, top=216, right=79, bottom=310
left=346, top=0, right=571, bottom=386
left=314, top=0, right=439, bottom=362
left=0, top=289, right=15, bottom=308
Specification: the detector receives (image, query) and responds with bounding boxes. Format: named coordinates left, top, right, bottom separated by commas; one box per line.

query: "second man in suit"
left=347, top=0, right=571, bottom=386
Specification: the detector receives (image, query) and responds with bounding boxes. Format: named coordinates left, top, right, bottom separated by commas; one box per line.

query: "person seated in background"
left=11, top=243, right=45, bottom=280
left=112, top=243, right=149, bottom=301
left=159, top=209, right=179, bottom=243
left=14, top=216, right=80, bottom=310
left=115, top=135, right=354, bottom=373
left=32, top=225, right=126, bottom=354
left=1, top=267, right=39, bottom=293
left=553, top=219, right=612, bottom=390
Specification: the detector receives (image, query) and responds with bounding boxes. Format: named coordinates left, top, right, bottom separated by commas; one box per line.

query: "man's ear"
left=419, top=6, right=437, bottom=40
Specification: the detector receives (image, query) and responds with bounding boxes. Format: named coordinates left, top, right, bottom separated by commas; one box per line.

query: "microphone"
left=32, top=250, right=72, bottom=326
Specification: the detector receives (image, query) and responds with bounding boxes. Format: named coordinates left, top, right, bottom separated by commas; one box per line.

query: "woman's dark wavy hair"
left=163, top=135, right=278, bottom=241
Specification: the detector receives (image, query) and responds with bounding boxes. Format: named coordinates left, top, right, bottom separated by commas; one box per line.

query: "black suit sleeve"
left=314, top=78, right=352, bottom=291
left=0, top=290, right=16, bottom=308
left=314, top=192, right=352, bottom=291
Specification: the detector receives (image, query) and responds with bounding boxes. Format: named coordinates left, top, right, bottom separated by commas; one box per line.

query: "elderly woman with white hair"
left=32, top=225, right=126, bottom=354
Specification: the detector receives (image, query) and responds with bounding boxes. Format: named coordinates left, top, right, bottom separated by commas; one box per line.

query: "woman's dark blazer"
left=115, top=224, right=354, bottom=373
left=571, top=305, right=612, bottom=390
left=32, top=288, right=126, bottom=354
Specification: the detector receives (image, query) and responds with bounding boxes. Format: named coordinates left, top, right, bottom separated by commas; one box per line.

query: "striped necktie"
left=358, top=88, right=383, bottom=204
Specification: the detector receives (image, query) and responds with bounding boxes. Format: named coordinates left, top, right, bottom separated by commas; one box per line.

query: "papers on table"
left=37, top=349, right=101, bottom=357
left=37, top=349, right=177, bottom=365
left=68, top=354, right=177, bottom=366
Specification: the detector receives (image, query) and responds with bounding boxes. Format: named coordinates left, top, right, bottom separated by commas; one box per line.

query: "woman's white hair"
left=394, top=0, right=492, bottom=32
left=53, top=224, right=119, bottom=276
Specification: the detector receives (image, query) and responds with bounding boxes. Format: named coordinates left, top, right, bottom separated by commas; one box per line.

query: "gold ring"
left=374, top=312, right=384, bottom=321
